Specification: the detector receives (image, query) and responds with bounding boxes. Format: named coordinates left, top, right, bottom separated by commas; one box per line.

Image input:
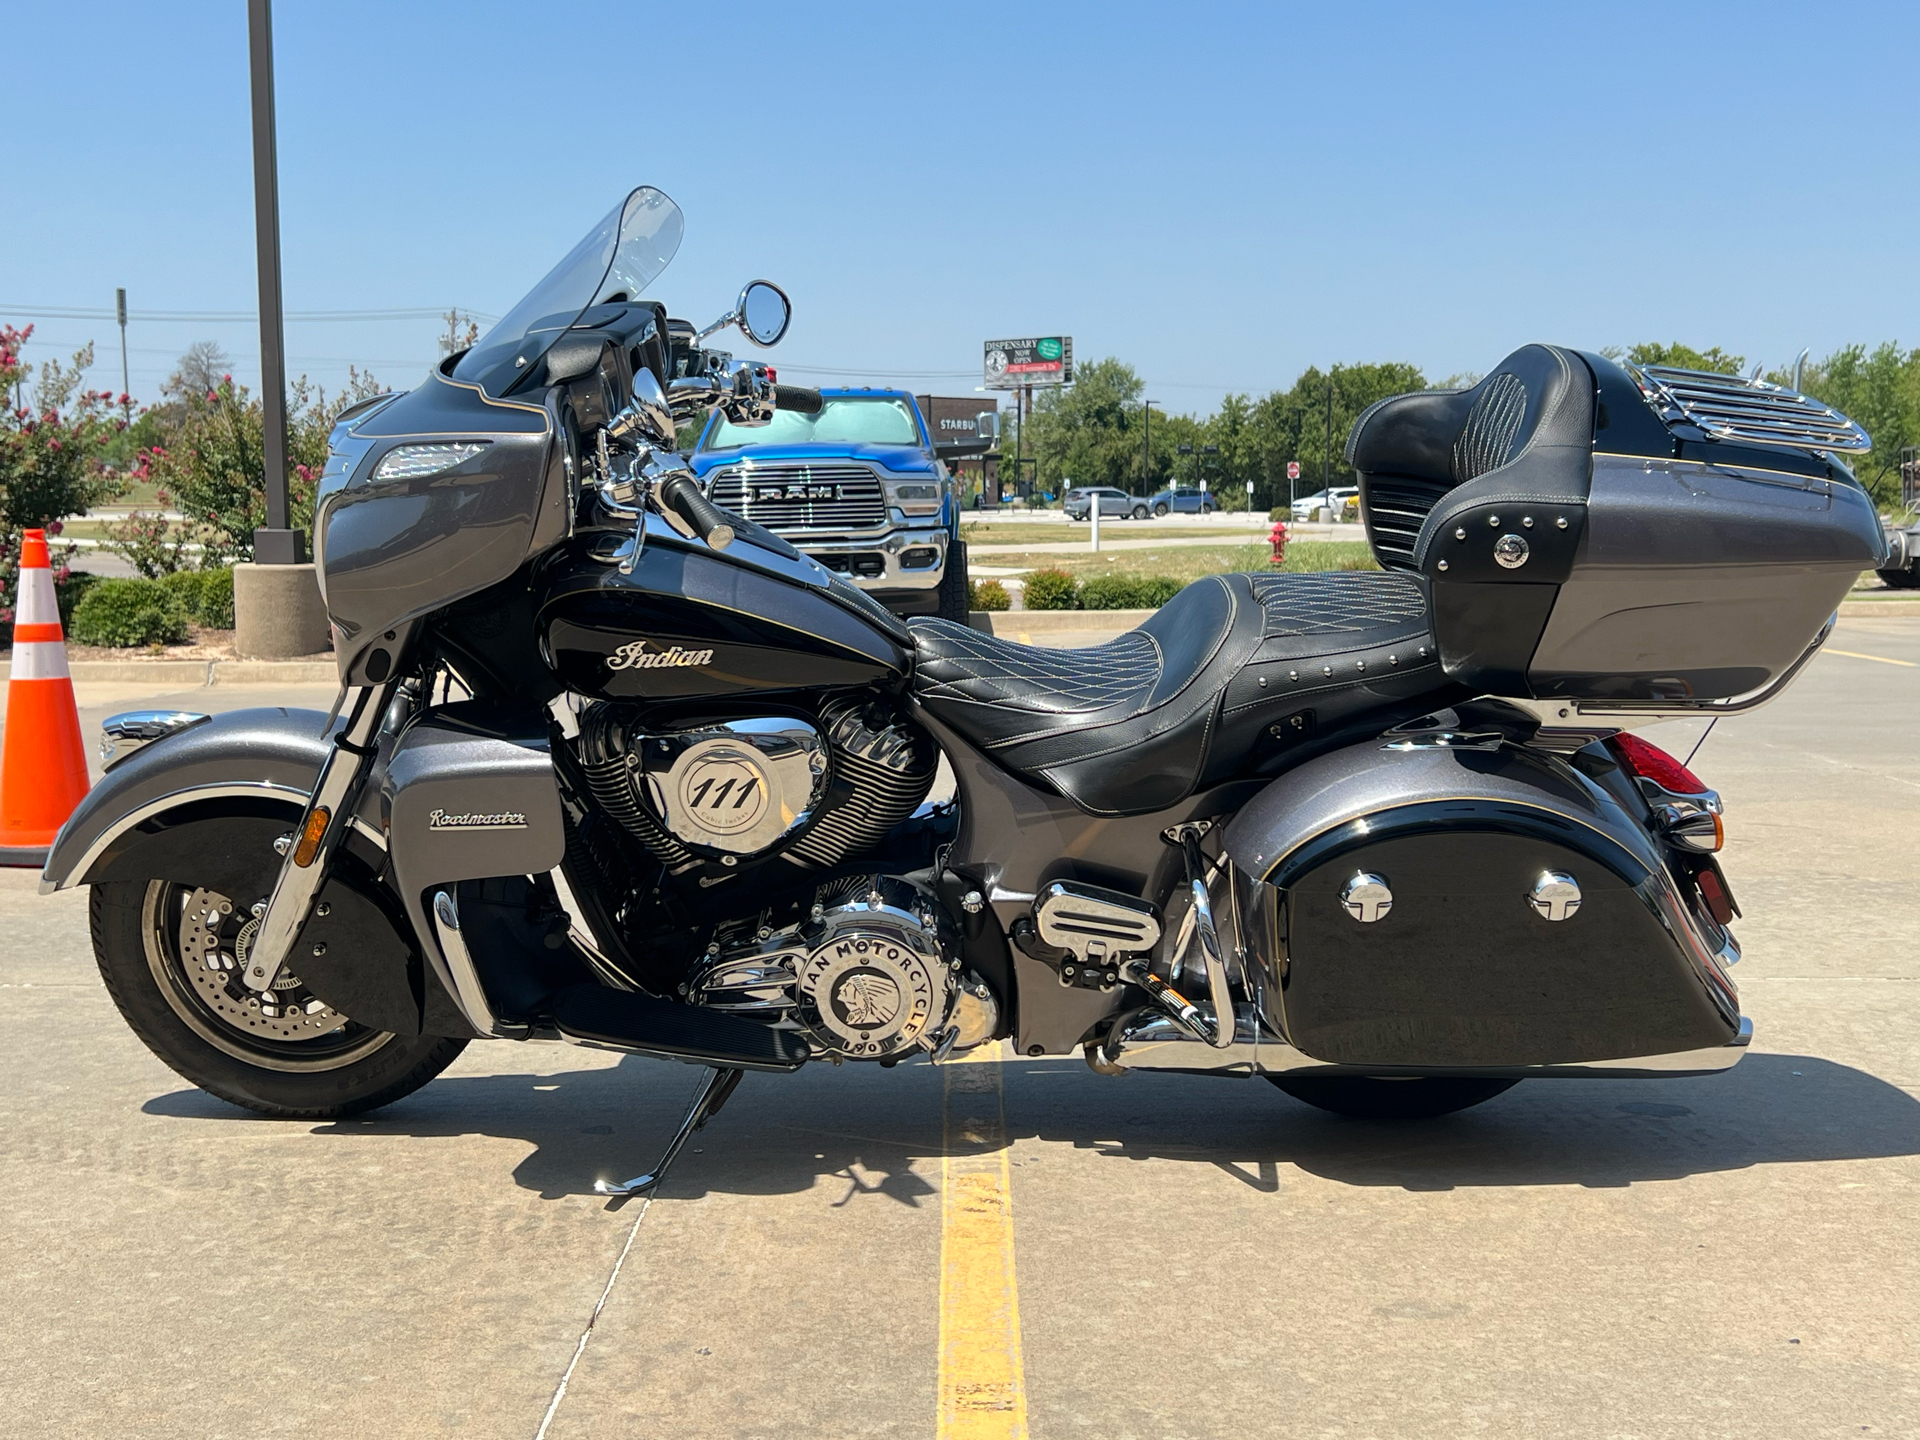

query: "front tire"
left=1132, top=505, right=1148, bottom=520
left=1268, top=1075, right=1517, bottom=1119
left=91, top=880, right=466, bottom=1118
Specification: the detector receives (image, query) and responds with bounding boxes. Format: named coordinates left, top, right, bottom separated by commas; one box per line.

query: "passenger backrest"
left=1347, top=345, right=1596, bottom=570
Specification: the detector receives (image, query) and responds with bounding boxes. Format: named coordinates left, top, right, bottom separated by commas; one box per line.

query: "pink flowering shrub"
left=137, top=368, right=384, bottom=564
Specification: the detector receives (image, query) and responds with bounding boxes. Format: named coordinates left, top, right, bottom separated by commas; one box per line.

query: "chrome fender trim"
left=1100, top=1007, right=1754, bottom=1078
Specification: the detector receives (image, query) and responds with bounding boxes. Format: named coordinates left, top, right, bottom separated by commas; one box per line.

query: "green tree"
left=1237, top=361, right=1428, bottom=513
left=1779, top=342, right=1920, bottom=507
left=1023, top=357, right=1147, bottom=494
left=1624, top=343, right=1747, bottom=375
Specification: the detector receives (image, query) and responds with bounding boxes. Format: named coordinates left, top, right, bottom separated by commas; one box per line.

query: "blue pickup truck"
left=689, top=387, right=970, bottom=621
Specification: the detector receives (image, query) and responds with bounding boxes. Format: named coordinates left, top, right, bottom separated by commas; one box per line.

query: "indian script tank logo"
left=605, top=639, right=715, bottom=671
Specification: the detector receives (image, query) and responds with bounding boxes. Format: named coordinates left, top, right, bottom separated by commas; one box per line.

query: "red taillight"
left=1608, top=732, right=1709, bottom=795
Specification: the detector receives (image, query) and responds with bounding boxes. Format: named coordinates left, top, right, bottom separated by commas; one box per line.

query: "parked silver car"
left=1064, top=485, right=1151, bottom=520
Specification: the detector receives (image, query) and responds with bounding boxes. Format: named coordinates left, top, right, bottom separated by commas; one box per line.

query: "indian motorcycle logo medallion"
left=605, top=639, right=716, bottom=672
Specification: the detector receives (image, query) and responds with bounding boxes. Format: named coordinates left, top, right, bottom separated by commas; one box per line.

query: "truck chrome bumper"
left=793, top=524, right=948, bottom=593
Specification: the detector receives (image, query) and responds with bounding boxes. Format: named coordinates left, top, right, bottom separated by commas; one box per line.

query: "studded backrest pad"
left=1345, top=345, right=1596, bottom=570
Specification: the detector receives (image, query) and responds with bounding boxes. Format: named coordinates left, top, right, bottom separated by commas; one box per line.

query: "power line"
left=0, top=303, right=499, bottom=324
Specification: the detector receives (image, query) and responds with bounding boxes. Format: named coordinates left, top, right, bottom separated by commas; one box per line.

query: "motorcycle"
left=49, top=188, right=1889, bottom=1195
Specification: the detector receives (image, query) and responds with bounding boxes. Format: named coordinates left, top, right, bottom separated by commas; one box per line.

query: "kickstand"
left=594, top=1065, right=744, bottom=1200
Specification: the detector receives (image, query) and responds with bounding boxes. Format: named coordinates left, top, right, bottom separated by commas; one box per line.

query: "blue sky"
left=8, top=1, right=1918, bottom=413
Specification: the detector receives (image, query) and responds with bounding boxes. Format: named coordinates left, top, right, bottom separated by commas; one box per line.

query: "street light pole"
left=1323, top=366, right=1335, bottom=500
left=248, top=0, right=298, bottom=564
left=1142, top=399, right=1158, bottom=489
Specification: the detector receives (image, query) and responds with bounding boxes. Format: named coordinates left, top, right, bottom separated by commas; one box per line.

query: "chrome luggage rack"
left=1631, top=364, right=1870, bottom=455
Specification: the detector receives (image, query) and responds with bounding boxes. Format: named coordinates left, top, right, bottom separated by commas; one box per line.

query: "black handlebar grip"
left=774, top=384, right=824, bottom=414
left=657, top=474, right=736, bottom=550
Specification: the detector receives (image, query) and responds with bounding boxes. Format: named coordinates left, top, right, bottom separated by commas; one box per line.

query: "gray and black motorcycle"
left=46, top=188, right=1889, bottom=1194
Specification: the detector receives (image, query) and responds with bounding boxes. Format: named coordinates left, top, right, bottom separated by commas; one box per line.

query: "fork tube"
left=241, top=681, right=399, bottom=991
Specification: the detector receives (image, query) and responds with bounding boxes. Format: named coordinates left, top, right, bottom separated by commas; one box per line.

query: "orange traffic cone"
left=0, top=529, right=90, bottom=866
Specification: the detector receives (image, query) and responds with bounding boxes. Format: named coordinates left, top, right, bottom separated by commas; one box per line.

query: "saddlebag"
left=1222, top=738, right=1744, bottom=1070
left=1350, top=344, right=1885, bottom=703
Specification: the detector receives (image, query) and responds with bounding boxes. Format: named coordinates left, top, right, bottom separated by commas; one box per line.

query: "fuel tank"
left=538, top=519, right=912, bottom=701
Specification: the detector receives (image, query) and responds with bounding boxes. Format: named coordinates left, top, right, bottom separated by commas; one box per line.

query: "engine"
left=576, top=695, right=935, bottom=876
left=689, top=874, right=998, bottom=1061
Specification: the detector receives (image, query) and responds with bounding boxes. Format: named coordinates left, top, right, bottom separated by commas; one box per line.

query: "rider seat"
left=910, top=570, right=1450, bottom=816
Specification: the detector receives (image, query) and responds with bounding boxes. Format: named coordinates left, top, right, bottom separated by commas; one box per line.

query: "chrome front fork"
left=242, top=681, right=402, bottom=993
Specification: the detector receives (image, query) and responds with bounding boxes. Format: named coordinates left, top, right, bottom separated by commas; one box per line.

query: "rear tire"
left=937, top=539, right=971, bottom=623
left=1877, top=567, right=1919, bottom=589
left=1268, top=1075, right=1518, bottom=1119
left=91, top=880, right=466, bottom=1118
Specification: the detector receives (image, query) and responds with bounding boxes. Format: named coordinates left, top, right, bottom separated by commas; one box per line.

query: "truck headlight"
left=889, top=482, right=942, bottom=516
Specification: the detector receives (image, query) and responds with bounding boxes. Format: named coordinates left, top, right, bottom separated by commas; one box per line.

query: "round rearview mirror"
left=738, top=281, right=791, bottom=347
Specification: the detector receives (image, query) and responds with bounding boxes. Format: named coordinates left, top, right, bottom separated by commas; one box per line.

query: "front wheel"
left=91, top=880, right=466, bottom=1118
left=1131, top=505, right=1148, bottom=520
left=1153, top=503, right=1169, bottom=517
left=1268, top=1075, right=1518, bottom=1119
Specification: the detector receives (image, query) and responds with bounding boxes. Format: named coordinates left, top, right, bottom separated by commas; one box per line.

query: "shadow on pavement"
left=142, top=1048, right=1918, bottom=1199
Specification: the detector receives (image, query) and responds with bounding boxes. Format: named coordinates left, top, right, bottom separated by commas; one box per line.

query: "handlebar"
left=656, top=473, right=736, bottom=551
left=774, top=384, right=823, bottom=414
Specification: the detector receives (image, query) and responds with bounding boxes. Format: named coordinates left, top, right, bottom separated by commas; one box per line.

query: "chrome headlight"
left=372, top=441, right=491, bottom=480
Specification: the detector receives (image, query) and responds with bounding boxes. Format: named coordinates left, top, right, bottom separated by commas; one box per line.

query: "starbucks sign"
left=983, top=336, right=1074, bottom=390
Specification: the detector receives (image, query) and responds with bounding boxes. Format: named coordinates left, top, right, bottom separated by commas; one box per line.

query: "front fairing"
left=315, top=369, right=557, bottom=678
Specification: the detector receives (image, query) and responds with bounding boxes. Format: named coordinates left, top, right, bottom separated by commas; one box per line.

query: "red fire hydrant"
left=1267, top=520, right=1288, bottom=567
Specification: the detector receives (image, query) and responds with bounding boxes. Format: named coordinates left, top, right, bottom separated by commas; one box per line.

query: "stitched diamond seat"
left=910, top=570, right=1456, bottom=816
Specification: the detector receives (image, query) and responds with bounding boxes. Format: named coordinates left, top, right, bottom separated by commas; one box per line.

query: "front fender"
left=41, top=707, right=360, bottom=893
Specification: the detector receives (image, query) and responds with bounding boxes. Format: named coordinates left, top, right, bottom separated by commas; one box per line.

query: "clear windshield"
left=704, top=395, right=922, bottom=451
left=453, top=186, right=683, bottom=395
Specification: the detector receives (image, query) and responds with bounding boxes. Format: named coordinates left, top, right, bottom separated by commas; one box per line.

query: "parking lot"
left=1, top=614, right=1914, bottom=1439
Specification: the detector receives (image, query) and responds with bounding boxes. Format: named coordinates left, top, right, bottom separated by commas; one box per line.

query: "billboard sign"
left=983, top=336, right=1073, bottom=390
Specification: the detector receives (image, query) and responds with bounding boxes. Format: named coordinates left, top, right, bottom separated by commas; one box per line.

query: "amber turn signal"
left=292, top=806, right=332, bottom=867
left=1655, top=804, right=1723, bottom=853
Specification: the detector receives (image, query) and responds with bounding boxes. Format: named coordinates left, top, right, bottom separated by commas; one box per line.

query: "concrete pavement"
left=0, top=620, right=1914, bottom=1437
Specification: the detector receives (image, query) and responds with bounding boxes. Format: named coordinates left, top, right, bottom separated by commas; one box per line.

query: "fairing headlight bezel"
left=371, top=441, right=493, bottom=481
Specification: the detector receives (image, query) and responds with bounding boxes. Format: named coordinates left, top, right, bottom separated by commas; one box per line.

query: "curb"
left=0, top=658, right=338, bottom=685
left=969, top=609, right=1154, bottom=634
left=1839, top=595, right=1920, bottom=617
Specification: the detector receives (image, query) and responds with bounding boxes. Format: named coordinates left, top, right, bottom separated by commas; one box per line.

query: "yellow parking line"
left=1824, top=647, right=1917, bottom=668
left=937, top=1045, right=1028, bottom=1439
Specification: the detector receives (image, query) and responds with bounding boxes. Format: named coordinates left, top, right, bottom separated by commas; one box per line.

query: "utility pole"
left=114, top=288, right=129, bottom=417
left=1143, top=399, right=1158, bottom=489
left=1323, top=367, right=1335, bottom=499
left=248, top=0, right=298, bottom=564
